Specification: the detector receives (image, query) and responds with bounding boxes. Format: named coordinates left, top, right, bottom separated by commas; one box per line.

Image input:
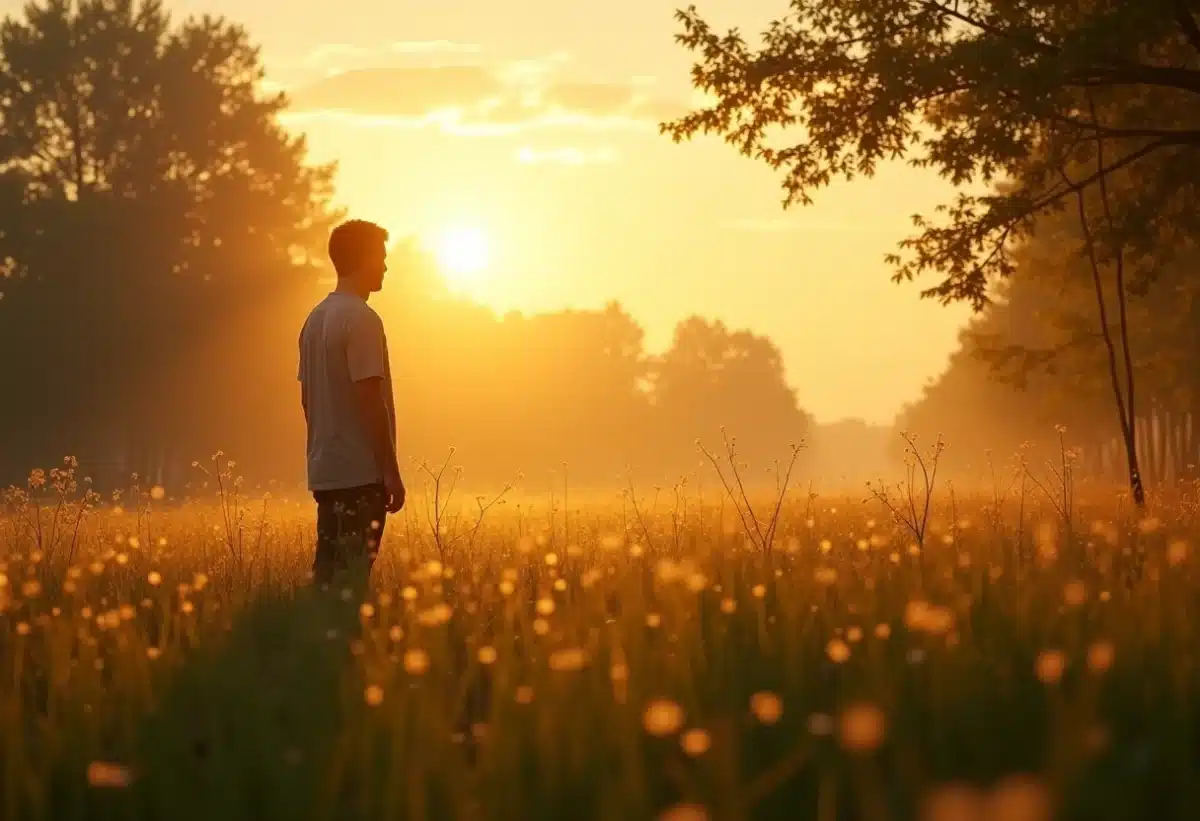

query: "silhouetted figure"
left=299, top=220, right=406, bottom=585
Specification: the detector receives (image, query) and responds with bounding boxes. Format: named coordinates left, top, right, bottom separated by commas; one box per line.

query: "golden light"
left=432, top=224, right=491, bottom=294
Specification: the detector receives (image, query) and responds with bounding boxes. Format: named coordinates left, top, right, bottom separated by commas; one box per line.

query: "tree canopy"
left=664, top=0, right=1200, bottom=307
left=0, top=0, right=336, bottom=478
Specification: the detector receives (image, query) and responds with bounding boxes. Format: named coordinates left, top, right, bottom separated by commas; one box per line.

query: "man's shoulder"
left=307, top=294, right=379, bottom=323
left=342, top=298, right=384, bottom=331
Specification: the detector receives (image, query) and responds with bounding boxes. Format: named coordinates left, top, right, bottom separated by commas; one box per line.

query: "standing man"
left=299, top=219, right=405, bottom=586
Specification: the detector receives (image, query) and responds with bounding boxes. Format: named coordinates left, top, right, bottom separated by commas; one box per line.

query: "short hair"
left=328, top=220, right=389, bottom=277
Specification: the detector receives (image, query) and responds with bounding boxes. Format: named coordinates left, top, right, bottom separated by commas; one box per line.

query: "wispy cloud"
left=301, top=43, right=371, bottom=69
left=516, top=146, right=619, bottom=165
left=390, top=40, right=483, bottom=55
left=282, top=65, right=686, bottom=134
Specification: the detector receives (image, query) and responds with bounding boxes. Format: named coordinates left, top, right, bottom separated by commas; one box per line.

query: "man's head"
left=328, top=220, right=389, bottom=294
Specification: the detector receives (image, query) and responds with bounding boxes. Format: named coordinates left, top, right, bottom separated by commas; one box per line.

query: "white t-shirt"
left=298, top=291, right=396, bottom=491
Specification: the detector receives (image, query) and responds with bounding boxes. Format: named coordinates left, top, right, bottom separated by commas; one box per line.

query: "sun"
left=432, top=225, right=491, bottom=294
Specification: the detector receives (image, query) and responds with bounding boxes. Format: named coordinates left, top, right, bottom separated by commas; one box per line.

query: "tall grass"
left=2, top=455, right=1199, bottom=820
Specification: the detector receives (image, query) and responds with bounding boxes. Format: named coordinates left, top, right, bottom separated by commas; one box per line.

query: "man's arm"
left=345, top=310, right=403, bottom=507
left=353, top=376, right=400, bottom=482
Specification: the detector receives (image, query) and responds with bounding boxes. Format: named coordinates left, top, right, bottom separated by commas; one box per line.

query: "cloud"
left=301, top=43, right=371, bottom=69
left=515, top=146, right=619, bottom=165
left=390, top=40, right=483, bottom=55
left=286, top=67, right=504, bottom=119
left=282, top=65, right=688, bottom=134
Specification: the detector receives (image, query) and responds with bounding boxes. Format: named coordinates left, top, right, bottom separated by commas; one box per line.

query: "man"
left=299, top=219, right=405, bottom=586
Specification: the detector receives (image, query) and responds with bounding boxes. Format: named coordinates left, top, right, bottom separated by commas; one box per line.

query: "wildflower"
left=839, top=703, right=886, bottom=753
left=1035, top=650, right=1066, bottom=685
left=826, top=638, right=851, bottom=663
left=643, top=699, right=685, bottom=736
left=418, top=603, right=452, bottom=627
left=477, top=645, right=497, bottom=665
left=364, top=685, right=384, bottom=707
left=87, top=762, right=133, bottom=789
left=403, top=648, right=430, bottom=675
left=750, top=692, right=783, bottom=725
left=1168, top=539, right=1189, bottom=566
left=680, top=728, right=711, bottom=756
left=987, top=775, right=1050, bottom=821
left=1087, top=641, right=1115, bottom=674
left=920, top=783, right=986, bottom=821
left=549, top=647, right=587, bottom=672
left=1063, top=580, right=1087, bottom=607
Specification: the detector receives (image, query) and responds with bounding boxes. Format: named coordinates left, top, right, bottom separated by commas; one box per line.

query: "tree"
left=652, top=317, right=809, bottom=472
left=902, top=216, right=1200, bottom=487
left=0, top=0, right=336, bottom=484
left=663, top=0, right=1200, bottom=503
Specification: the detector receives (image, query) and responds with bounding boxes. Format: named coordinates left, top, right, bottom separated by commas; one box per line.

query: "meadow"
left=2, top=450, right=1199, bottom=821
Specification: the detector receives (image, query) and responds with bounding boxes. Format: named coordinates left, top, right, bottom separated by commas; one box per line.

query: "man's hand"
left=385, top=472, right=405, bottom=513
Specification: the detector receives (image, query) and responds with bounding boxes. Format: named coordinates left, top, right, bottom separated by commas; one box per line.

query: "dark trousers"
left=312, top=483, right=387, bottom=586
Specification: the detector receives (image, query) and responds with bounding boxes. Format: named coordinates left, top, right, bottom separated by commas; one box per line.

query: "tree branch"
left=1042, top=110, right=1200, bottom=143
left=918, top=0, right=1061, bottom=54
left=1068, top=62, right=1200, bottom=96
left=1175, top=0, right=1200, bottom=57
left=1026, top=136, right=1185, bottom=216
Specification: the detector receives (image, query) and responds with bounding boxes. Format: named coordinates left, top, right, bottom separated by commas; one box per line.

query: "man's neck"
left=334, top=279, right=370, bottom=301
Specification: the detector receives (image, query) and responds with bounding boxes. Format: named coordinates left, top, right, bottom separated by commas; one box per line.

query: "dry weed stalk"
left=867, top=432, right=944, bottom=556
left=697, top=429, right=803, bottom=555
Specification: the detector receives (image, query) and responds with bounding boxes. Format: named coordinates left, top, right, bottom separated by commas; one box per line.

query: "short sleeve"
left=345, top=308, right=387, bottom=383
left=297, top=325, right=306, bottom=382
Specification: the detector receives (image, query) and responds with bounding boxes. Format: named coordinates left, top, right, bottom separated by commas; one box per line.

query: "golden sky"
left=37, top=0, right=977, bottom=424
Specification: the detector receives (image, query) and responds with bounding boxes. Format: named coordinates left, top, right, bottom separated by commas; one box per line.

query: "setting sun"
left=433, top=225, right=491, bottom=293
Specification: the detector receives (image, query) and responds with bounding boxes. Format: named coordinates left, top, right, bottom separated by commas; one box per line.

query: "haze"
left=130, top=0, right=971, bottom=425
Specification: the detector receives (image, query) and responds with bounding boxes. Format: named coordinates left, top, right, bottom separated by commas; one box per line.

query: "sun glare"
left=433, top=225, right=491, bottom=294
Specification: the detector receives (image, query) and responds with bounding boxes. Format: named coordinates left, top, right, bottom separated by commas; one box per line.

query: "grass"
left=2, top=453, right=1200, bottom=821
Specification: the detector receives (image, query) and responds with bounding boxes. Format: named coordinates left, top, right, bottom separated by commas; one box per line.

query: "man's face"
left=364, top=240, right=388, bottom=292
